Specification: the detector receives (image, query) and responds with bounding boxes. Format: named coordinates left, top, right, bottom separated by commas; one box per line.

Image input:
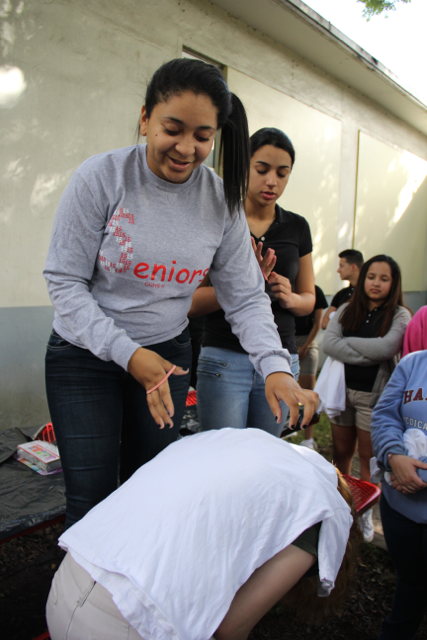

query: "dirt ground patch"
left=2, top=417, right=426, bottom=639
left=0, top=524, right=65, bottom=640
left=2, top=523, right=426, bottom=640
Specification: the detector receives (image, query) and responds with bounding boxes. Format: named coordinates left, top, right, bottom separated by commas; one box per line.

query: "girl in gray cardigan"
left=322, top=255, right=411, bottom=541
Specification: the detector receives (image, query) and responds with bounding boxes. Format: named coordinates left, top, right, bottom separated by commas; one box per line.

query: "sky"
left=301, top=0, right=427, bottom=104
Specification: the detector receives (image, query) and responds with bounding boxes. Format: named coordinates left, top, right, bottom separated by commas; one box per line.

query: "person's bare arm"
left=297, top=307, right=323, bottom=360
left=189, top=240, right=278, bottom=318
left=215, top=545, right=315, bottom=640
left=188, top=274, right=221, bottom=318
left=268, top=253, right=315, bottom=317
left=321, top=305, right=336, bottom=330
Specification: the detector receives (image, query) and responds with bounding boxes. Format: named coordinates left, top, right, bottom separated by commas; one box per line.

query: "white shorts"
left=332, top=389, right=373, bottom=432
left=296, top=335, right=319, bottom=376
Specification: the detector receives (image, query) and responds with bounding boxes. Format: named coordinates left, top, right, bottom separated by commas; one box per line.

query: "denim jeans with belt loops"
left=45, top=327, right=191, bottom=529
left=196, top=346, right=300, bottom=437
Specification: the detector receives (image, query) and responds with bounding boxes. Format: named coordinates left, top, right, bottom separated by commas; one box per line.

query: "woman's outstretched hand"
left=389, top=455, right=427, bottom=494
left=265, top=373, right=319, bottom=428
left=128, top=348, right=189, bottom=429
left=251, top=237, right=276, bottom=279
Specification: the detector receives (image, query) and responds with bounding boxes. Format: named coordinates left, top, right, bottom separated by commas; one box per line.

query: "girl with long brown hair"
left=322, top=254, right=411, bottom=542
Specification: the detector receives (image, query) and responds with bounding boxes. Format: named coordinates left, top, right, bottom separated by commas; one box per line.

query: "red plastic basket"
left=39, top=422, right=56, bottom=444
left=185, top=390, right=197, bottom=406
left=342, top=474, right=381, bottom=513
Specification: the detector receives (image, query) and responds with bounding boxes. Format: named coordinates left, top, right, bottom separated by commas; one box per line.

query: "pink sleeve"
left=402, top=306, right=427, bottom=356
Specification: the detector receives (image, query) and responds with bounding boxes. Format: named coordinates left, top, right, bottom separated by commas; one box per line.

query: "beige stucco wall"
left=355, top=132, right=427, bottom=291
left=2, top=0, right=427, bottom=306
left=227, top=68, right=342, bottom=293
left=1, top=0, right=427, bottom=429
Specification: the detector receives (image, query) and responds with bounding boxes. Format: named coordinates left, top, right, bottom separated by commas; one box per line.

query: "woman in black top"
left=190, top=128, right=315, bottom=435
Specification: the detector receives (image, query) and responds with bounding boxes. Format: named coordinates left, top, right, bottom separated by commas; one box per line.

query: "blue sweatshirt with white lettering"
left=371, top=350, right=427, bottom=523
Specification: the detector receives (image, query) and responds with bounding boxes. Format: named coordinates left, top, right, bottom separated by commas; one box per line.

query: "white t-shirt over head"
left=60, top=429, right=352, bottom=640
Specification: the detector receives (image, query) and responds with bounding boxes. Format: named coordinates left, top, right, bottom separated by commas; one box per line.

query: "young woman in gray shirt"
left=44, top=58, right=317, bottom=527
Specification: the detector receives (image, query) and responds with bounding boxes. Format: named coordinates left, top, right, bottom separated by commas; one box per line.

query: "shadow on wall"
left=356, top=174, right=427, bottom=290
left=0, top=306, right=54, bottom=433
left=281, top=124, right=340, bottom=295
left=308, top=128, right=340, bottom=294
left=354, top=133, right=427, bottom=292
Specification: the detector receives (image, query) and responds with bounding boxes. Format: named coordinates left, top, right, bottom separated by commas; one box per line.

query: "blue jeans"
left=196, top=346, right=299, bottom=437
left=45, top=328, right=191, bottom=528
left=378, top=493, right=427, bottom=640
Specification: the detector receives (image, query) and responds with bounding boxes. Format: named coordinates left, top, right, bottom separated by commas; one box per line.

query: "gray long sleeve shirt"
left=44, top=145, right=292, bottom=378
left=322, top=302, right=411, bottom=406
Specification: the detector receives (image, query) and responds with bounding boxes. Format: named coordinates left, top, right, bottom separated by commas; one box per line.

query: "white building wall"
left=1, top=0, right=426, bottom=429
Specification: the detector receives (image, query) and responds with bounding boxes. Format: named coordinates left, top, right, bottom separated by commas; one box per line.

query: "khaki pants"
left=46, top=552, right=144, bottom=640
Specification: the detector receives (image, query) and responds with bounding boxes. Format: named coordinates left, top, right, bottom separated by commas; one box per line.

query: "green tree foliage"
left=358, top=0, right=411, bottom=19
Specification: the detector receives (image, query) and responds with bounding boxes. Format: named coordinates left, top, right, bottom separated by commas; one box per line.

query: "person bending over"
left=46, top=428, right=359, bottom=640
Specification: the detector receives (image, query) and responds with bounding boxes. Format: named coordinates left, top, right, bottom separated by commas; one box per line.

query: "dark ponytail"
left=219, top=93, right=250, bottom=214
left=143, top=58, right=250, bottom=215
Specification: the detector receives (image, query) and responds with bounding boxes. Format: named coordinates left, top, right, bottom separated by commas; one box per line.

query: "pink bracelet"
left=146, top=365, right=177, bottom=395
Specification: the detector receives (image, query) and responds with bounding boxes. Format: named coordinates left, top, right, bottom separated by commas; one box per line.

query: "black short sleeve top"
left=295, top=285, right=328, bottom=336
left=331, top=286, right=354, bottom=309
left=202, top=206, right=313, bottom=354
